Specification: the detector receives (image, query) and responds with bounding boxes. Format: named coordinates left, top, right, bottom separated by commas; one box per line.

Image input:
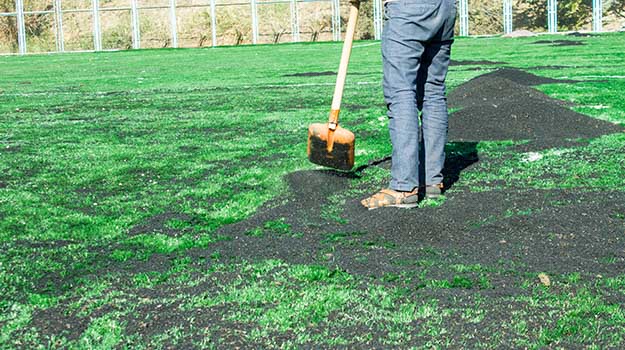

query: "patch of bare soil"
left=447, top=68, right=622, bottom=149
left=532, top=39, right=586, bottom=46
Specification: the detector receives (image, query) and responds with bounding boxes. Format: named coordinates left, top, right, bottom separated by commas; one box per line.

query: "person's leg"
left=420, top=40, right=452, bottom=187
left=382, top=4, right=426, bottom=192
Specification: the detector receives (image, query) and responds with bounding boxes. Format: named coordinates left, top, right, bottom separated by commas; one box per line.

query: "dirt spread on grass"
left=450, top=60, right=507, bottom=66
left=532, top=39, right=586, bottom=46
left=567, top=32, right=597, bottom=37
left=205, top=68, right=624, bottom=279
left=2, top=145, right=22, bottom=153
left=447, top=68, right=622, bottom=149
left=19, top=67, right=625, bottom=348
left=128, top=211, right=199, bottom=237
left=210, top=169, right=625, bottom=275
left=525, top=65, right=586, bottom=70
left=284, top=71, right=336, bottom=77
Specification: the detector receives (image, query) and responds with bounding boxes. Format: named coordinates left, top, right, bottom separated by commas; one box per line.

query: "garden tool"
left=307, top=1, right=359, bottom=171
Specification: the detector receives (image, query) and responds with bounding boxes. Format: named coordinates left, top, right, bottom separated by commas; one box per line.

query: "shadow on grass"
left=441, top=141, right=479, bottom=191
left=350, top=141, right=479, bottom=192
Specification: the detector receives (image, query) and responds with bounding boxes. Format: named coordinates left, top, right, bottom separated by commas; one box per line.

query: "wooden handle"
left=328, top=2, right=360, bottom=127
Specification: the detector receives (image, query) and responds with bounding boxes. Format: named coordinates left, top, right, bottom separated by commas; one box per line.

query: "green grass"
left=461, top=132, right=625, bottom=191
left=1, top=33, right=625, bottom=347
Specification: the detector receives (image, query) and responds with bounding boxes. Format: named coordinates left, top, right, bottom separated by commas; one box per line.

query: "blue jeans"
left=382, top=0, right=455, bottom=192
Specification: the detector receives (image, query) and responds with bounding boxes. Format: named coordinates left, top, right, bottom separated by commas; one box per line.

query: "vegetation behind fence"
left=0, top=0, right=624, bottom=53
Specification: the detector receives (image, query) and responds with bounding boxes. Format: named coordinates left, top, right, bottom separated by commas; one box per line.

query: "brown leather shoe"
left=425, top=183, right=444, bottom=199
left=361, top=188, right=419, bottom=210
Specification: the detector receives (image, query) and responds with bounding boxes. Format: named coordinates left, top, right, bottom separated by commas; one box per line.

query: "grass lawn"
left=1, top=33, right=624, bottom=348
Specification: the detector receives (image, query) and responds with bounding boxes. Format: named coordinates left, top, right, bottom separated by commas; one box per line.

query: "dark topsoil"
left=28, top=68, right=625, bottom=348
left=532, top=39, right=586, bottom=46
left=284, top=71, right=336, bottom=77
left=205, top=69, right=624, bottom=278
left=283, top=60, right=506, bottom=78
left=567, top=32, right=598, bottom=37
left=206, top=68, right=625, bottom=281
left=450, top=59, right=507, bottom=66
left=447, top=68, right=622, bottom=149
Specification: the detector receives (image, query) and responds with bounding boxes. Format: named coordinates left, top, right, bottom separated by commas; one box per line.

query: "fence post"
left=290, top=0, right=300, bottom=42
left=169, top=0, right=178, bottom=47
left=503, top=0, right=512, bottom=34
left=15, top=0, right=27, bottom=54
left=331, top=0, right=336, bottom=41
left=92, top=0, right=102, bottom=50
left=331, top=0, right=341, bottom=41
left=373, top=0, right=383, bottom=40
left=547, top=0, right=557, bottom=33
left=592, top=0, right=602, bottom=32
left=210, top=0, right=217, bottom=46
left=459, top=0, right=468, bottom=36
left=130, top=0, right=140, bottom=49
left=53, top=0, right=64, bottom=52
left=250, top=0, right=258, bottom=44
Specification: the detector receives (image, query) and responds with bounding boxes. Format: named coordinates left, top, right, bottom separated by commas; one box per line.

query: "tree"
left=558, top=0, right=592, bottom=30
left=468, top=0, right=503, bottom=35
left=0, top=0, right=53, bottom=50
left=25, top=5, right=53, bottom=38
left=608, top=0, right=625, bottom=18
left=307, top=9, right=331, bottom=42
left=217, top=6, right=252, bottom=45
left=0, top=0, right=18, bottom=49
left=355, top=0, right=374, bottom=40
left=515, top=0, right=592, bottom=31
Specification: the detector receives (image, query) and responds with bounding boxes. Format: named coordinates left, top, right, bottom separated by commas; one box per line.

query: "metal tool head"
left=307, top=123, right=355, bottom=171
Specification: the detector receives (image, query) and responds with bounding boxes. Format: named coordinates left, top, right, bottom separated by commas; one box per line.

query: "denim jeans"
left=382, top=0, right=456, bottom=192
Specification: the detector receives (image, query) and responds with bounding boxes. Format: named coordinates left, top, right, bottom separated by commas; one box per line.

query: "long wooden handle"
left=328, top=2, right=359, bottom=129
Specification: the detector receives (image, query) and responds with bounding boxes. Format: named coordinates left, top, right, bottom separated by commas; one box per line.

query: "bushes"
left=1, top=0, right=624, bottom=52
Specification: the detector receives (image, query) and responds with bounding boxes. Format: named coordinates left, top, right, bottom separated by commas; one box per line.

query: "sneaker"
left=425, top=183, right=444, bottom=199
left=361, top=188, right=419, bottom=210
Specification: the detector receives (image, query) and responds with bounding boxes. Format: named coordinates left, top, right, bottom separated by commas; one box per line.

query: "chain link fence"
left=1, top=0, right=623, bottom=54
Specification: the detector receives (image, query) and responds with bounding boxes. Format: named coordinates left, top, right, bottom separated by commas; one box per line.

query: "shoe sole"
left=366, top=202, right=419, bottom=210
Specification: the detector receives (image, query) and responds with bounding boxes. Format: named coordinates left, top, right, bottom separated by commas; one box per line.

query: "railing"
left=0, top=0, right=609, bottom=55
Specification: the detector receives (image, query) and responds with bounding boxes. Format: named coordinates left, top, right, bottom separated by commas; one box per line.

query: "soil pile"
left=447, top=68, right=622, bottom=148
left=458, top=68, right=579, bottom=86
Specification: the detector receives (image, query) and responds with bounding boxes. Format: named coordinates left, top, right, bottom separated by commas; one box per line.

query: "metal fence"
left=0, top=0, right=613, bottom=55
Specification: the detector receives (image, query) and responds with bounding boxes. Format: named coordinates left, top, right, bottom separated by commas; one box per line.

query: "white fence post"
left=4, top=0, right=557, bottom=54
left=53, top=0, right=65, bottom=52
left=503, top=0, right=512, bottom=34
left=169, top=0, right=178, bottom=47
left=547, top=0, right=557, bottom=33
left=251, top=0, right=258, bottom=44
left=210, top=0, right=217, bottom=46
left=331, top=0, right=335, bottom=41
left=331, top=0, right=341, bottom=41
left=373, top=0, right=383, bottom=40
left=130, top=0, right=141, bottom=49
left=92, top=0, right=102, bottom=50
left=592, top=0, right=602, bottom=32
left=459, top=0, right=468, bottom=36
left=290, top=0, right=300, bottom=42
left=15, top=0, right=27, bottom=54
